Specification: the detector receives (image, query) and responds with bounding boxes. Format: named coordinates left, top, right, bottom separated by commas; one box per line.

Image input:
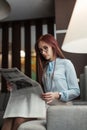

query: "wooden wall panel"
left=2, top=23, right=9, bottom=67
left=24, top=22, right=31, bottom=77
left=12, top=22, right=21, bottom=69
left=36, top=19, right=43, bottom=83
left=47, top=18, right=55, bottom=35
left=1, top=23, right=9, bottom=92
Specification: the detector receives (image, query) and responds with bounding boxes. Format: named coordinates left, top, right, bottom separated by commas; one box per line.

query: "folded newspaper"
left=0, top=68, right=46, bottom=118
left=0, top=67, right=39, bottom=90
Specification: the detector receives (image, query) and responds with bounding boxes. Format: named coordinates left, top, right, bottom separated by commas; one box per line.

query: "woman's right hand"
left=41, top=92, right=60, bottom=104
left=7, top=82, right=13, bottom=92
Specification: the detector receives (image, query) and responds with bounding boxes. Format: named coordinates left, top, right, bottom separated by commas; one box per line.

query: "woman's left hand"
left=41, top=92, right=60, bottom=104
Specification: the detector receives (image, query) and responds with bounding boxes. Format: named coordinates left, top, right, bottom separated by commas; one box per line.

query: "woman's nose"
left=41, top=50, right=47, bottom=55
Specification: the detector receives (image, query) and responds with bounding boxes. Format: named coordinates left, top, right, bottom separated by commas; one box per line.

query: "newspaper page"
left=0, top=67, right=39, bottom=90
left=0, top=68, right=46, bottom=118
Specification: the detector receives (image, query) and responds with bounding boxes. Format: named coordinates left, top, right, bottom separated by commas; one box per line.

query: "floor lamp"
left=62, top=0, right=87, bottom=54
left=61, top=0, right=87, bottom=100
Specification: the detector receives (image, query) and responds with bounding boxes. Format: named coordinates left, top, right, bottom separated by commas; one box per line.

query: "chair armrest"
left=47, top=105, right=87, bottom=130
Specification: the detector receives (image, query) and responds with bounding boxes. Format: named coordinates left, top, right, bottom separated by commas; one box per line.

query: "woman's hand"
left=7, top=82, right=13, bottom=92
left=41, top=92, right=60, bottom=104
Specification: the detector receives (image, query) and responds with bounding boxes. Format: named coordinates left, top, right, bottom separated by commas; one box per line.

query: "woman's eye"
left=39, top=46, right=48, bottom=54
left=44, top=46, right=48, bottom=50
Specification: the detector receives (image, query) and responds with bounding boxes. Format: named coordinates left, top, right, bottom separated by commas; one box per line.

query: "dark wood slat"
left=47, top=18, right=55, bottom=36
left=36, top=20, right=43, bottom=83
left=12, top=22, right=21, bottom=69
left=1, top=23, right=9, bottom=92
left=2, top=23, right=9, bottom=67
left=24, top=22, right=31, bottom=77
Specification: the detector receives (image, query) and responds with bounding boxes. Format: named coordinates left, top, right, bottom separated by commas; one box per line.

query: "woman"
left=1, top=34, right=80, bottom=130
left=35, top=34, right=80, bottom=103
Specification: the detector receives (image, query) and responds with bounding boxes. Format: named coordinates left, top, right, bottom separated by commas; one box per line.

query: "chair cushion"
left=18, top=119, right=46, bottom=130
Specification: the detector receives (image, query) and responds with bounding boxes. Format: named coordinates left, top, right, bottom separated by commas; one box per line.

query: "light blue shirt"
left=42, top=58, right=80, bottom=102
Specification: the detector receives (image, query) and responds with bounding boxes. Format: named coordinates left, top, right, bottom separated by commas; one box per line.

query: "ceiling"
left=2, top=0, right=55, bottom=22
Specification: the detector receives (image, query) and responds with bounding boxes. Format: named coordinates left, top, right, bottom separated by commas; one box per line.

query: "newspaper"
left=0, top=67, right=39, bottom=90
left=0, top=68, right=46, bottom=118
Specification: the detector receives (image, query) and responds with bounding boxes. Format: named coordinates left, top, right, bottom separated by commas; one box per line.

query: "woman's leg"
left=1, top=118, right=13, bottom=130
left=12, top=117, right=37, bottom=130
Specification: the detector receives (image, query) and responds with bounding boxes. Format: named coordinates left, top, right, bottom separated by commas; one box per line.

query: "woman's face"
left=38, top=41, right=56, bottom=61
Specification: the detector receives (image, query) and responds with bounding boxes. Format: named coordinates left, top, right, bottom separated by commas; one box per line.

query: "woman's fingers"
left=41, top=92, right=55, bottom=103
left=7, top=82, right=13, bottom=91
left=41, top=92, right=60, bottom=104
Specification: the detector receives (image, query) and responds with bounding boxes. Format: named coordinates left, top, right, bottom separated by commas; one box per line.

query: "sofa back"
left=80, top=66, right=87, bottom=100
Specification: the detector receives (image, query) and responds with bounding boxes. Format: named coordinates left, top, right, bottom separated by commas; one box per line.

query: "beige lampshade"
left=0, top=0, right=11, bottom=20
left=62, top=0, right=87, bottom=54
